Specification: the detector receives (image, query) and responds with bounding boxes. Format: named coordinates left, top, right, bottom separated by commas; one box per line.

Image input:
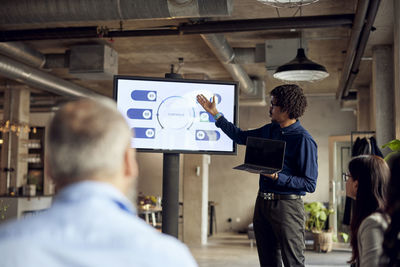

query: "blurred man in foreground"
left=0, top=97, right=197, bottom=267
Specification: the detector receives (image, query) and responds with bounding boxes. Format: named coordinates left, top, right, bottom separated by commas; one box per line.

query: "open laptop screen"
left=245, top=137, right=286, bottom=169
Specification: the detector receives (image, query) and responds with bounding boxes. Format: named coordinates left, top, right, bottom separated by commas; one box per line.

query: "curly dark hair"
left=270, top=84, right=307, bottom=119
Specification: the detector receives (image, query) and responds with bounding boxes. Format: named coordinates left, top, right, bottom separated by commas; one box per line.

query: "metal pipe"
left=336, top=0, right=370, bottom=99
left=0, top=14, right=354, bottom=42
left=201, top=34, right=256, bottom=95
left=345, top=0, right=381, bottom=94
left=0, top=42, right=45, bottom=68
left=0, top=54, right=97, bottom=98
left=0, top=27, right=99, bottom=42
left=181, top=14, right=354, bottom=34
left=337, top=0, right=380, bottom=99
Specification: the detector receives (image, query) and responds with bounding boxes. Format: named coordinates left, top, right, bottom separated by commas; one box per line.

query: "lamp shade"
left=257, top=0, right=319, bottom=8
left=273, top=48, right=329, bottom=82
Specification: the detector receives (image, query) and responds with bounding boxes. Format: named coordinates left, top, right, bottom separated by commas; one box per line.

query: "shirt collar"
left=272, top=120, right=301, bottom=132
left=281, top=120, right=300, bottom=131
left=55, top=181, right=136, bottom=215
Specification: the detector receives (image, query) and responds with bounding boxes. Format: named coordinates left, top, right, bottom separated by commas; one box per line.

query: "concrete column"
left=369, top=83, right=376, bottom=131
left=394, top=0, right=400, bottom=139
left=372, top=45, right=395, bottom=155
left=0, top=86, right=30, bottom=195
left=182, top=154, right=209, bottom=245
left=356, top=86, right=371, bottom=131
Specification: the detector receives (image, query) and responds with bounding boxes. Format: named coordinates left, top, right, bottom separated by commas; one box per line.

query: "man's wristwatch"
left=213, top=112, right=222, bottom=120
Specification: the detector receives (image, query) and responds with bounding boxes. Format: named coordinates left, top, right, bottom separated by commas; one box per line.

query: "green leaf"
left=382, top=139, right=400, bottom=152
left=340, top=232, right=349, bottom=243
left=384, top=151, right=400, bottom=162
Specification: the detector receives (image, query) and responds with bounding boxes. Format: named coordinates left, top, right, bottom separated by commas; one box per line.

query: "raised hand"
left=196, top=94, right=219, bottom=116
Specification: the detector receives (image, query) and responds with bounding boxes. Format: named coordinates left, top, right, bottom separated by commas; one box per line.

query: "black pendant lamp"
left=273, top=48, right=329, bottom=82
left=256, top=0, right=319, bottom=8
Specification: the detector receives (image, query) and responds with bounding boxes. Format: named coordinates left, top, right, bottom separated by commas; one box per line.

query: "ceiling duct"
left=0, top=0, right=232, bottom=25
left=201, top=34, right=257, bottom=96
left=0, top=54, right=98, bottom=98
left=69, top=44, right=118, bottom=80
left=239, top=79, right=267, bottom=107
left=0, top=42, right=99, bottom=97
left=0, top=42, right=45, bottom=68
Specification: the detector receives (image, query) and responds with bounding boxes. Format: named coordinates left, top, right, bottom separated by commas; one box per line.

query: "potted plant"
left=304, top=201, right=334, bottom=252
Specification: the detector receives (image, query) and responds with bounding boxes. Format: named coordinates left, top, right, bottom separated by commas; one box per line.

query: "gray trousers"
left=253, top=196, right=305, bottom=267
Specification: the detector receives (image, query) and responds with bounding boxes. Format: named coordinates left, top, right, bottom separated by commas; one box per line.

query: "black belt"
left=258, top=191, right=302, bottom=200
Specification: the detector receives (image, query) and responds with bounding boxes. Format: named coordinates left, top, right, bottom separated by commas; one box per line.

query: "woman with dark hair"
left=345, top=155, right=390, bottom=267
left=381, top=153, right=400, bottom=267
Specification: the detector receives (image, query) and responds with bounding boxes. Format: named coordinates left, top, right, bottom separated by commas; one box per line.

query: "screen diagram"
left=115, top=78, right=237, bottom=153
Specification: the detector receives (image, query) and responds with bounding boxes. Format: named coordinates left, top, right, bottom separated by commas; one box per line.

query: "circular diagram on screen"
left=157, top=96, right=195, bottom=130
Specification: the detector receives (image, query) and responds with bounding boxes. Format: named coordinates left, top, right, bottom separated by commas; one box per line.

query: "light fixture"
left=0, top=120, right=37, bottom=136
left=256, top=0, right=319, bottom=8
left=273, top=48, right=329, bottom=82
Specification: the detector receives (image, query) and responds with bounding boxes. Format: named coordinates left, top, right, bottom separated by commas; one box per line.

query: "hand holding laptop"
left=261, top=172, right=279, bottom=180
left=247, top=170, right=278, bottom=179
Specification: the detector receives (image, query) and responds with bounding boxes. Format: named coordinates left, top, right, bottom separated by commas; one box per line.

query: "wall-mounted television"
left=113, top=75, right=238, bottom=154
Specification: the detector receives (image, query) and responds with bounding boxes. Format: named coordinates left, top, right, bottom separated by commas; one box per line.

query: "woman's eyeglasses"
left=342, top=173, right=351, bottom=182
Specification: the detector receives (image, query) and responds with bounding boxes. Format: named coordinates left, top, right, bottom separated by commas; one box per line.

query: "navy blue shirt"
left=216, top=117, right=318, bottom=195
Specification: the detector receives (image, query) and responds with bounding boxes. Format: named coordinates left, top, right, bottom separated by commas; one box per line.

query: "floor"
left=189, top=233, right=351, bottom=267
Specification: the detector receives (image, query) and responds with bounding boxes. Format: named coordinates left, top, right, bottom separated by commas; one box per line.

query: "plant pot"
left=313, top=231, right=333, bottom=253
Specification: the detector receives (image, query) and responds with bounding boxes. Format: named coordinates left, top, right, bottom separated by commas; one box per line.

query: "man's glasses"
left=342, top=173, right=351, bottom=182
left=270, top=102, right=279, bottom=107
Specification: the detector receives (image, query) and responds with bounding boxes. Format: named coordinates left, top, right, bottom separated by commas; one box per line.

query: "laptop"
left=233, top=137, right=286, bottom=175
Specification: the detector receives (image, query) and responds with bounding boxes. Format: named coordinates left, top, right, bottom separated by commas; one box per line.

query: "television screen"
left=113, top=76, right=238, bottom=154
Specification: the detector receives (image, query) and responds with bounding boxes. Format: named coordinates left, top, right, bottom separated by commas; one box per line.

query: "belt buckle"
left=265, top=193, right=273, bottom=200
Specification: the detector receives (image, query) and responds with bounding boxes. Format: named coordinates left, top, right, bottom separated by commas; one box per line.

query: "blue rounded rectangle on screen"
left=195, top=130, right=220, bottom=141
left=127, top=108, right=153, bottom=120
left=131, top=90, right=157, bottom=101
left=133, top=127, right=156, bottom=139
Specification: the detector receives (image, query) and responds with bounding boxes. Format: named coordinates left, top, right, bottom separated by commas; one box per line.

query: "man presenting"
left=0, top=97, right=197, bottom=267
left=197, top=84, right=318, bottom=267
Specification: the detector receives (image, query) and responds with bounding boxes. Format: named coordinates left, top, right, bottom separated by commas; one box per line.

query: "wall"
left=301, top=96, right=356, bottom=202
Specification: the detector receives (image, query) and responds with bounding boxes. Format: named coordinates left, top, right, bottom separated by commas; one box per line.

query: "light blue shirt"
left=0, top=181, right=198, bottom=267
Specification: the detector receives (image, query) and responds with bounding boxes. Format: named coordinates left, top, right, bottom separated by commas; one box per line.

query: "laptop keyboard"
left=244, top=166, right=276, bottom=174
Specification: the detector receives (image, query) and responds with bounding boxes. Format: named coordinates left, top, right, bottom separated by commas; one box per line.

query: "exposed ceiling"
left=0, top=0, right=394, bottom=108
